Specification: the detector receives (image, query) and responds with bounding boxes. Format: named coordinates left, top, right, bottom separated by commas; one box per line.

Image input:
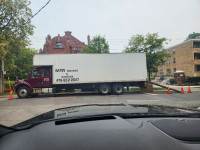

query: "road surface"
left=0, top=91, right=200, bottom=127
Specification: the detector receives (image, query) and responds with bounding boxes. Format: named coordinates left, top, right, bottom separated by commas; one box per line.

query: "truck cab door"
left=43, top=69, right=52, bottom=87
left=31, top=69, right=43, bottom=87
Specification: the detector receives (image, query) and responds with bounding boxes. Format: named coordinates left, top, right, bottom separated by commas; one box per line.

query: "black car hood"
left=12, top=104, right=199, bottom=128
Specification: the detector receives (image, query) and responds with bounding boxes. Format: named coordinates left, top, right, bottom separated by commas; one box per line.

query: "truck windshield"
left=0, top=0, right=200, bottom=128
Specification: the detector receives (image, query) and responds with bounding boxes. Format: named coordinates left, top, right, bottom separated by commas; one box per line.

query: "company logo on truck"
left=55, top=69, right=79, bottom=83
left=55, top=69, right=65, bottom=72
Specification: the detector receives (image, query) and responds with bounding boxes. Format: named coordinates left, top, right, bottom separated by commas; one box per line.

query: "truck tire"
left=98, top=84, right=111, bottom=95
left=17, top=86, right=30, bottom=98
left=112, top=84, right=124, bottom=95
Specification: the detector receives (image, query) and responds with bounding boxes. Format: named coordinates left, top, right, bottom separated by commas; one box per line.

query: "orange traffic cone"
left=188, top=86, right=192, bottom=93
left=181, top=86, right=184, bottom=94
left=9, top=91, right=13, bottom=100
left=168, top=86, right=171, bottom=94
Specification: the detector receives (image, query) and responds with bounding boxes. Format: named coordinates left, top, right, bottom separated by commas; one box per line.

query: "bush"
left=4, top=81, right=15, bottom=89
left=147, top=77, right=155, bottom=80
left=187, top=77, right=200, bottom=85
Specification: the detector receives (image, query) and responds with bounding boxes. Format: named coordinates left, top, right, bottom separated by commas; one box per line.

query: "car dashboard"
left=0, top=115, right=200, bottom=150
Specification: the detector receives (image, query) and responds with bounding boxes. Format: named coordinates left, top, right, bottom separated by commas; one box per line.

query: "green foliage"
left=147, top=77, right=155, bottom=80
left=0, top=0, right=34, bottom=80
left=127, top=87, right=167, bottom=91
left=0, top=92, right=16, bottom=96
left=5, top=48, right=37, bottom=80
left=187, top=77, right=200, bottom=85
left=124, top=33, right=170, bottom=80
left=153, top=87, right=167, bottom=90
left=186, top=32, right=200, bottom=41
left=4, top=81, right=15, bottom=89
left=82, top=35, right=109, bottom=53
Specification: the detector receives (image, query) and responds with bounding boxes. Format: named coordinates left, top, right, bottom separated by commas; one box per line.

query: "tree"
left=82, top=35, right=109, bottom=53
left=5, top=48, right=37, bottom=80
left=124, top=33, right=170, bottom=81
left=0, top=0, right=34, bottom=79
left=186, top=32, right=200, bottom=41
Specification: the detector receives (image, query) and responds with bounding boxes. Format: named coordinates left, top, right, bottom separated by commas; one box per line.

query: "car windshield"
left=0, top=0, right=200, bottom=128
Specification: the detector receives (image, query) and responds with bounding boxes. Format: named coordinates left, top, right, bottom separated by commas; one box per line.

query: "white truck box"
left=33, top=53, right=147, bottom=85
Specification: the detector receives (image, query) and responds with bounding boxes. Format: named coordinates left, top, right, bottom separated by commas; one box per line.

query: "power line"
left=25, top=0, right=52, bottom=25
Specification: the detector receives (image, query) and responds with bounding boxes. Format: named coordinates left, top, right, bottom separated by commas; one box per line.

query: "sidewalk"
left=153, top=84, right=200, bottom=91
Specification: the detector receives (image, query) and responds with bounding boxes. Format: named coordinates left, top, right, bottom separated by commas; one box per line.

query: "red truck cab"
left=14, top=66, right=52, bottom=98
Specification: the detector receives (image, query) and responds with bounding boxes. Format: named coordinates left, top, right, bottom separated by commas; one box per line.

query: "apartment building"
left=158, top=38, right=200, bottom=77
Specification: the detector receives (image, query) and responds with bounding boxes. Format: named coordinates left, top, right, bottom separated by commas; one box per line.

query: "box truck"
left=14, top=53, right=147, bottom=98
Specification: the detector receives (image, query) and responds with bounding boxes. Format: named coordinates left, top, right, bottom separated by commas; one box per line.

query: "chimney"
left=39, top=48, right=43, bottom=53
left=46, top=35, right=51, bottom=43
left=58, top=34, right=60, bottom=42
left=65, top=31, right=72, bottom=36
left=87, top=35, right=90, bottom=45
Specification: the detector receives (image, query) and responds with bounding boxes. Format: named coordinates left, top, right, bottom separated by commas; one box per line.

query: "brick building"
left=41, top=31, right=89, bottom=54
left=158, top=38, right=200, bottom=77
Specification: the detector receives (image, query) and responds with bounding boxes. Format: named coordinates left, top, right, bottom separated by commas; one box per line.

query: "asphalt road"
left=0, top=91, right=200, bottom=127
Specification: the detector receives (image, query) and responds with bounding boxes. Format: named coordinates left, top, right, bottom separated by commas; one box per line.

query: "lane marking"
left=126, top=100, right=160, bottom=102
left=145, top=93, right=159, bottom=96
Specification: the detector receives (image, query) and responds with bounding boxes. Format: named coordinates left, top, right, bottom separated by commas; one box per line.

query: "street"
left=0, top=90, right=200, bottom=127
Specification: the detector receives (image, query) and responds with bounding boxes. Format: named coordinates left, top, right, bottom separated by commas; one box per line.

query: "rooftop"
left=166, top=39, right=200, bottom=50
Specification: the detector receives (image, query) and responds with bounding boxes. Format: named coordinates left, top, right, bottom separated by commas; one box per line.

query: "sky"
left=29, top=0, right=200, bottom=53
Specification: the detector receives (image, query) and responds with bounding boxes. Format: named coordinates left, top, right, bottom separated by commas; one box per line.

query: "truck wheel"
left=98, top=84, right=111, bottom=95
left=112, top=84, right=124, bottom=95
left=17, top=86, right=30, bottom=98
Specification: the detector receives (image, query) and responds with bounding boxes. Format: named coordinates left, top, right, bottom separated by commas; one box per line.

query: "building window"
left=55, top=42, right=63, bottom=48
left=173, top=49, right=175, bottom=55
left=193, top=42, right=200, bottom=48
left=74, top=47, right=78, bottom=50
left=173, top=58, right=176, bottom=64
left=166, top=60, right=170, bottom=65
left=166, top=69, right=171, bottom=76
left=74, top=47, right=81, bottom=51
left=174, top=68, right=176, bottom=73
left=160, top=70, right=163, bottom=74
left=195, top=65, right=200, bottom=72
left=194, top=53, right=200, bottom=60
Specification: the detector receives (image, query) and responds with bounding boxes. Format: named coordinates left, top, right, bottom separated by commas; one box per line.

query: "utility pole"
left=0, top=60, right=4, bottom=94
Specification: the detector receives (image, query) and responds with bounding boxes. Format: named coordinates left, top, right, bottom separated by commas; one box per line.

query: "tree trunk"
left=0, top=60, right=4, bottom=94
left=148, top=72, right=151, bottom=82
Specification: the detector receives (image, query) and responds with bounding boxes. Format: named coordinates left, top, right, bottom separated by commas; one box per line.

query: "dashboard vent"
left=55, top=116, right=116, bottom=125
